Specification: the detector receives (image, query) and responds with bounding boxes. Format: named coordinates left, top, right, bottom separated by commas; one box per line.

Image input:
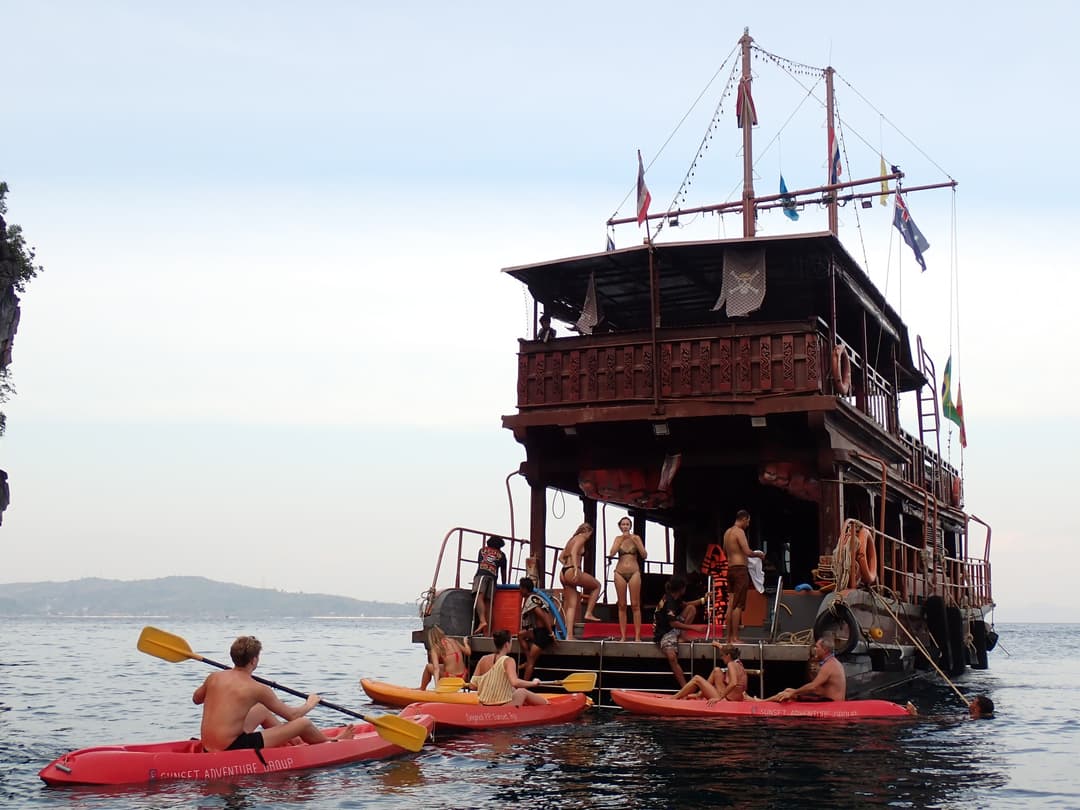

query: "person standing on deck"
left=193, top=636, right=355, bottom=753
left=723, top=510, right=765, bottom=643
left=472, top=535, right=507, bottom=635
left=558, top=523, right=602, bottom=639
left=608, top=516, right=648, bottom=642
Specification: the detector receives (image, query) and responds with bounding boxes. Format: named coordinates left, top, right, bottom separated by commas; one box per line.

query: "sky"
left=2, top=2, right=1078, bottom=622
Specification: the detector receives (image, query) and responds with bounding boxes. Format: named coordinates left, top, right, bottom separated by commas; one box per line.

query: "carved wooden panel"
left=806, top=333, right=819, bottom=388
left=737, top=338, right=752, bottom=392
left=717, top=339, right=732, bottom=392
left=759, top=337, right=772, bottom=390
left=660, top=343, right=673, bottom=396
left=782, top=335, right=795, bottom=388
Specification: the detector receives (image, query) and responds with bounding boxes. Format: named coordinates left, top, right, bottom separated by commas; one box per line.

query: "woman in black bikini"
left=608, top=516, right=647, bottom=641
left=558, top=523, right=602, bottom=640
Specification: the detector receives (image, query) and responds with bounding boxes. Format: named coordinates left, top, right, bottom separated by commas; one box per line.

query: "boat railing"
left=426, top=526, right=533, bottom=595
left=877, top=526, right=992, bottom=608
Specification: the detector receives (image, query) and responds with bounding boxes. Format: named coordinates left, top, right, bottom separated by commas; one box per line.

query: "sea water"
left=1, top=617, right=1076, bottom=809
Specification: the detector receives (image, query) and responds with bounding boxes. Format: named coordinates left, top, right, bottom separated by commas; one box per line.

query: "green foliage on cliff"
left=0, top=182, right=42, bottom=292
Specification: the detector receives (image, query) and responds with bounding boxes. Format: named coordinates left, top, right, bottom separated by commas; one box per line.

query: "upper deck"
left=502, top=232, right=960, bottom=506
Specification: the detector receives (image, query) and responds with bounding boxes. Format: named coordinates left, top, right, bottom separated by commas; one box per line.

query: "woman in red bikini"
left=419, top=625, right=471, bottom=690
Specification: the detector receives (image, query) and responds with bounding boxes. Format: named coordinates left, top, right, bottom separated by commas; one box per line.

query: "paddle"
left=436, top=671, right=597, bottom=694
left=137, top=626, right=428, bottom=752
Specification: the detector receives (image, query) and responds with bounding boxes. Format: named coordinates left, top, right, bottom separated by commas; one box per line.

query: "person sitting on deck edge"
left=193, top=635, right=354, bottom=756
left=654, top=575, right=706, bottom=688
left=518, top=577, right=556, bottom=680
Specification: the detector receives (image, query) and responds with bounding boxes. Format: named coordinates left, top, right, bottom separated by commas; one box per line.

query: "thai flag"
left=828, top=126, right=841, bottom=186
left=636, top=150, right=652, bottom=226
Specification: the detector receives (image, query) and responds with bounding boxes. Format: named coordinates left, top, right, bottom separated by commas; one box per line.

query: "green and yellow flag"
left=941, top=355, right=967, bottom=448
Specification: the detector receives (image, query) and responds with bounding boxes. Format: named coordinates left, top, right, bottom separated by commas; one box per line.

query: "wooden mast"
left=740, top=28, right=755, bottom=238
left=826, top=65, right=838, bottom=235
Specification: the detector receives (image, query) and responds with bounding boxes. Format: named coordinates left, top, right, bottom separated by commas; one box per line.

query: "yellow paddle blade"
left=540, top=672, right=597, bottom=692
left=137, top=626, right=202, bottom=664
left=435, top=677, right=467, bottom=693
left=366, top=713, right=429, bottom=752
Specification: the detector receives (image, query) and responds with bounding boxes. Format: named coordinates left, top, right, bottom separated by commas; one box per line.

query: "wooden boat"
left=400, top=693, right=589, bottom=730
left=414, top=27, right=994, bottom=706
left=361, top=677, right=482, bottom=708
left=611, top=689, right=911, bottom=719
left=38, top=716, right=435, bottom=786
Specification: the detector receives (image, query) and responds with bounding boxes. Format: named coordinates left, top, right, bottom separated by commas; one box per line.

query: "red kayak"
left=611, top=689, right=912, bottom=719
left=401, top=693, right=589, bottom=730
left=39, top=716, right=435, bottom=786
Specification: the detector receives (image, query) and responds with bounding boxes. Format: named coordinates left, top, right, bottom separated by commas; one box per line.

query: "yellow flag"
left=879, top=155, right=889, bottom=206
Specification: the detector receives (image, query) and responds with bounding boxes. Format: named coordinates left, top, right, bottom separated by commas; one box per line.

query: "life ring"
left=813, top=599, right=860, bottom=656
left=831, top=345, right=852, bottom=396
left=854, top=524, right=878, bottom=588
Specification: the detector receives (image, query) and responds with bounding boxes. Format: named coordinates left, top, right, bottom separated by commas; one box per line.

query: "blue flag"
left=893, top=192, right=929, bottom=271
left=779, top=175, right=799, bottom=221
left=606, top=232, right=615, bottom=252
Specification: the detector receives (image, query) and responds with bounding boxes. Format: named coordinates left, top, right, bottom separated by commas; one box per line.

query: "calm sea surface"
left=1, top=618, right=1077, bottom=809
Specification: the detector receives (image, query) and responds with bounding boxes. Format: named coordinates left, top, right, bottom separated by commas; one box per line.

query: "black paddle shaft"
left=199, top=654, right=365, bottom=720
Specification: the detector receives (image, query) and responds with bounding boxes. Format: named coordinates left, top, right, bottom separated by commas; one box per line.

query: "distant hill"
left=0, top=576, right=417, bottom=619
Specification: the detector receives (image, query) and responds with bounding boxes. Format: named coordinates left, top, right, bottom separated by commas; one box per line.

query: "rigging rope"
left=609, top=43, right=739, bottom=223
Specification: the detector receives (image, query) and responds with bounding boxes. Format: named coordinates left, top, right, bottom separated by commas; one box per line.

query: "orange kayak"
left=611, top=689, right=912, bottom=718
left=360, top=678, right=481, bottom=708
left=401, top=693, right=589, bottom=729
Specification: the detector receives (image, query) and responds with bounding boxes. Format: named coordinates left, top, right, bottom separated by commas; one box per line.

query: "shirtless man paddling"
left=722, top=509, right=764, bottom=643
left=193, top=636, right=355, bottom=753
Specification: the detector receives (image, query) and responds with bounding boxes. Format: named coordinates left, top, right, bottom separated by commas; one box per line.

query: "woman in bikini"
left=558, top=523, right=602, bottom=640
left=608, top=516, right=647, bottom=641
left=419, top=625, right=471, bottom=690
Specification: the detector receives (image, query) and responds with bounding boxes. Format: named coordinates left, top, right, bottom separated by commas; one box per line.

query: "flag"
left=828, top=125, right=841, bottom=186
left=893, top=192, right=929, bottom=272
left=879, top=155, right=889, bottom=206
left=736, top=78, right=757, bottom=128
left=575, top=271, right=601, bottom=335
left=779, top=175, right=799, bottom=221
left=956, top=384, right=967, bottom=448
left=605, top=232, right=615, bottom=252
left=636, top=150, right=651, bottom=226
left=941, top=355, right=967, bottom=447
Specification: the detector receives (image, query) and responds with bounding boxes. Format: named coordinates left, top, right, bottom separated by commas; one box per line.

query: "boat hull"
left=400, top=693, right=589, bottom=729
left=361, top=678, right=482, bottom=708
left=611, top=689, right=911, bottom=719
left=38, top=717, right=434, bottom=786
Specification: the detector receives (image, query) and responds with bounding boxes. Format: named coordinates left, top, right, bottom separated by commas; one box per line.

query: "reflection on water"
left=1, top=618, right=1077, bottom=809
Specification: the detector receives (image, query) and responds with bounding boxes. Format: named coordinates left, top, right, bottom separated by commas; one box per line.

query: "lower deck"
left=416, top=585, right=993, bottom=706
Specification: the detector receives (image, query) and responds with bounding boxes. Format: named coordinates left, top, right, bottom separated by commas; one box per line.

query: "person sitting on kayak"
left=518, top=577, right=556, bottom=680
left=672, top=643, right=747, bottom=703
left=762, top=635, right=846, bottom=702
left=467, top=630, right=548, bottom=707
left=473, top=535, right=508, bottom=635
left=419, top=625, right=471, bottom=690
left=193, top=635, right=355, bottom=753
